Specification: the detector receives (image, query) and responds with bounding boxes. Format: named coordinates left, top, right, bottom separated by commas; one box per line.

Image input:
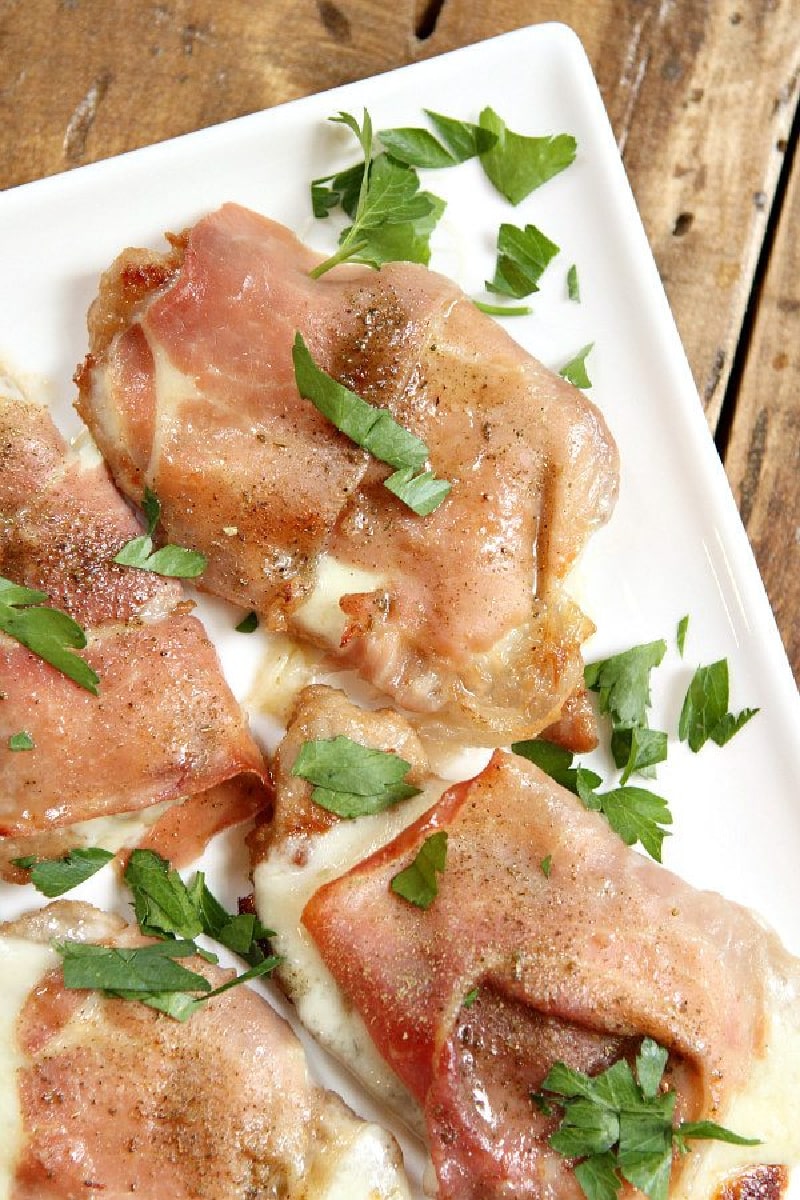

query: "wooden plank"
left=2, top=1, right=796, bottom=420
left=724, top=147, right=800, bottom=680
left=418, top=0, right=799, bottom=428
left=0, top=1, right=415, bottom=186
left=1, top=0, right=796, bottom=674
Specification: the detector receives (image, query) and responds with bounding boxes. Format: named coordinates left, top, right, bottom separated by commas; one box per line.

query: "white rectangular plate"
left=1, top=22, right=798, bottom=1197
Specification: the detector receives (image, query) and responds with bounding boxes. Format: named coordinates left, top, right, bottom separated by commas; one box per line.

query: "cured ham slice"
left=251, top=685, right=800, bottom=1200
left=0, top=901, right=411, bottom=1199
left=75, top=203, right=619, bottom=746
left=0, top=383, right=268, bottom=879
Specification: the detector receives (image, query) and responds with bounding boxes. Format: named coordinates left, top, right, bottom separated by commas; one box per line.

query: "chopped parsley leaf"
left=0, top=575, right=99, bottom=695
left=535, top=1037, right=758, bottom=1200
left=678, top=660, right=758, bottom=752
left=292, top=734, right=421, bottom=818
left=114, top=487, right=206, bottom=578
left=390, top=831, right=448, bottom=909
left=292, top=332, right=451, bottom=515
left=8, top=730, right=34, bottom=751
left=478, top=107, right=577, bottom=204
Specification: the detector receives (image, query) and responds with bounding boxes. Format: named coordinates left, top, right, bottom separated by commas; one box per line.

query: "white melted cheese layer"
left=258, top=807, right=800, bottom=1198
left=0, top=937, right=57, bottom=1198
left=674, top=961, right=800, bottom=1198
left=148, top=336, right=203, bottom=476
left=293, top=555, right=387, bottom=648
left=310, top=1109, right=412, bottom=1200
left=70, top=797, right=176, bottom=855
left=253, top=785, right=443, bottom=1138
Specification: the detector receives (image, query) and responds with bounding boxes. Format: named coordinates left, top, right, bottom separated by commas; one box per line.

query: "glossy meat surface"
left=0, top=386, right=267, bottom=868
left=76, top=204, right=619, bottom=745
left=255, top=687, right=797, bottom=1200
left=2, top=902, right=411, bottom=1200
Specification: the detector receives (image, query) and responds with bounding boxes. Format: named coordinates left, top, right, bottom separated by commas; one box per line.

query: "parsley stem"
left=309, top=237, right=369, bottom=279
left=474, top=300, right=532, bottom=317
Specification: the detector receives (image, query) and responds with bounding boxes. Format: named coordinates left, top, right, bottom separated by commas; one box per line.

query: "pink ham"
left=3, top=901, right=410, bottom=1199
left=75, top=204, right=619, bottom=746
left=254, top=687, right=793, bottom=1200
left=0, top=389, right=267, bottom=876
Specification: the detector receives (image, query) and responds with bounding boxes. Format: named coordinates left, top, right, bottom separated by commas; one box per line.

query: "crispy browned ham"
left=252, top=686, right=798, bottom=1200
left=2, top=902, right=411, bottom=1199
left=0, top=385, right=268, bottom=877
left=76, top=204, right=618, bottom=745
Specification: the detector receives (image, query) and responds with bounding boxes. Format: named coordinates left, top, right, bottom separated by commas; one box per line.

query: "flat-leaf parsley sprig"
left=310, top=106, right=579, bottom=281
left=310, top=110, right=445, bottom=277
left=533, top=1037, right=758, bottom=1200
left=511, top=738, right=672, bottom=862
left=48, top=847, right=279, bottom=1022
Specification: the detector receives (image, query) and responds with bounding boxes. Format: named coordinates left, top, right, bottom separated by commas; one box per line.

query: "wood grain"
left=725, top=146, right=800, bottom=676
left=1, top=0, right=797, bottom=677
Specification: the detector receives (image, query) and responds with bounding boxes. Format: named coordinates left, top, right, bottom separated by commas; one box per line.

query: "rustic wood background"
left=1, top=0, right=798, bottom=679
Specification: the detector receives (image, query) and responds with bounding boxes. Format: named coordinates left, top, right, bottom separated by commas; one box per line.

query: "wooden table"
left=2, top=0, right=798, bottom=680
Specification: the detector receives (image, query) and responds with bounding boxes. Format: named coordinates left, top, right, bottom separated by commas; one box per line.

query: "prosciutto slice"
left=1, top=901, right=411, bottom=1199
left=75, top=203, right=618, bottom=745
left=0, top=384, right=267, bottom=877
left=252, top=686, right=799, bottom=1200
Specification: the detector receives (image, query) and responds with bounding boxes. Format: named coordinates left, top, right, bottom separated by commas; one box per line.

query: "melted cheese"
left=70, top=797, right=176, bottom=854
left=0, top=937, right=57, bottom=1197
left=258, top=799, right=800, bottom=1198
left=293, top=555, right=387, bottom=648
left=674, top=962, right=800, bottom=1199
left=254, top=784, right=444, bottom=1137
left=308, top=1102, right=412, bottom=1200
left=247, top=632, right=325, bottom=722
left=149, top=336, right=203, bottom=471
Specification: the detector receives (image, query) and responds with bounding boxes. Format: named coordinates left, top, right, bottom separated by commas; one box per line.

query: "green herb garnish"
left=512, top=739, right=671, bottom=862
left=0, top=576, right=99, bottom=694
left=54, top=939, right=279, bottom=1023
left=473, top=301, right=532, bottom=317
left=511, top=737, right=585, bottom=791
left=390, top=830, right=448, bottom=909
left=567, top=263, right=581, bottom=301
left=540, top=854, right=553, bottom=878
left=487, top=222, right=559, bottom=299
left=678, top=660, right=758, bottom=752
left=292, top=332, right=451, bottom=515
left=187, top=871, right=275, bottom=965
left=463, top=985, right=480, bottom=1008
left=676, top=614, right=689, bottom=656
left=114, top=487, right=206, bottom=578
left=611, top=727, right=669, bottom=786
left=535, top=1038, right=758, bottom=1200
left=424, top=110, right=499, bottom=161
left=585, top=642, right=667, bottom=730
left=8, top=730, right=34, bottom=751
left=235, top=611, right=258, bottom=633
left=376, top=111, right=498, bottom=169
left=383, top=465, right=452, bottom=516
left=292, top=734, right=421, bottom=818
left=124, top=850, right=273, bottom=967
left=576, top=773, right=672, bottom=863
left=478, top=107, right=577, bottom=204
left=310, top=111, right=444, bottom=276
left=559, top=343, right=594, bottom=388
left=585, top=641, right=669, bottom=781
left=125, top=849, right=204, bottom=941
left=11, top=847, right=114, bottom=896
left=377, top=126, right=460, bottom=169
